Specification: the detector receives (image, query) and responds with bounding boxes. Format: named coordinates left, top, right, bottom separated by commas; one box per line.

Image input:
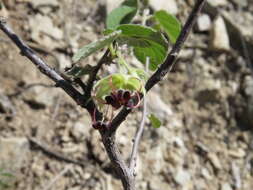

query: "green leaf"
left=115, top=24, right=168, bottom=70
left=123, top=77, right=142, bottom=92
left=153, top=10, right=181, bottom=44
left=131, top=68, right=148, bottom=81
left=106, top=0, right=138, bottom=29
left=116, top=24, right=167, bottom=48
left=133, top=41, right=166, bottom=70
left=148, top=114, right=162, bottom=128
left=94, top=74, right=126, bottom=101
left=72, top=30, right=121, bottom=63
left=65, top=65, right=95, bottom=78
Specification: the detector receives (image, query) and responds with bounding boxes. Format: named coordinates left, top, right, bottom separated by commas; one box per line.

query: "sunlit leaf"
left=133, top=40, right=166, bottom=70
left=72, top=30, right=121, bottom=63
left=148, top=114, right=162, bottom=128
left=115, top=24, right=168, bottom=70
left=106, top=0, right=138, bottom=29
left=116, top=24, right=167, bottom=48
left=65, top=65, right=95, bottom=78
left=153, top=10, right=181, bottom=43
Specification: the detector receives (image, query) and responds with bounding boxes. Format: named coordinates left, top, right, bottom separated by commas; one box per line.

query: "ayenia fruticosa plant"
left=0, top=0, right=206, bottom=190
left=67, top=0, right=181, bottom=129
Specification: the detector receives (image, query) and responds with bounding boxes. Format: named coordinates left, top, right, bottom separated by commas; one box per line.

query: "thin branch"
left=0, top=17, right=101, bottom=119
left=109, top=0, right=206, bottom=135
left=85, top=48, right=111, bottom=95
left=43, top=165, right=71, bottom=190
left=74, top=78, right=87, bottom=93
left=129, top=57, right=149, bottom=174
left=28, top=137, right=86, bottom=167
left=145, top=0, right=206, bottom=91
left=8, top=83, right=55, bottom=98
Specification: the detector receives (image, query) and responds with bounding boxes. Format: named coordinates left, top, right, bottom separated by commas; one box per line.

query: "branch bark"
left=100, top=130, right=135, bottom=190
left=0, top=17, right=101, bottom=119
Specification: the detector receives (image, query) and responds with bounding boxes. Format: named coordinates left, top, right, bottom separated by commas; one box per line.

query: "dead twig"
left=42, top=165, right=71, bottom=190
left=129, top=57, right=149, bottom=175
left=8, top=83, right=55, bottom=98
left=85, top=48, right=111, bottom=95
left=28, top=137, right=86, bottom=167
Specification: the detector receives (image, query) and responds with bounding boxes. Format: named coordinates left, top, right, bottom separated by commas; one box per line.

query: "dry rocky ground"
left=0, top=0, right=253, bottom=190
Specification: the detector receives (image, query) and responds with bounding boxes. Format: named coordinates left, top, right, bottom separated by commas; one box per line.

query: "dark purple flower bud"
left=123, top=90, right=131, bottom=101
left=111, top=101, right=121, bottom=109
left=117, top=89, right=124, bottom=100
left=105, top=95, right=114, bottom=104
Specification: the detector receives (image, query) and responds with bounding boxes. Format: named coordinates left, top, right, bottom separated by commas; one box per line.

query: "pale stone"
left=221, top=183, right=233, bottom=190
left=207, top=0, right=228, bottom=7
left=146, top=91, right=173, bottom=120
left=228, top=149, right=246, bottom=158
left=0, top=137, right=29, bottom=170
left=196, top=14, right=211, bottom=32
left=174, top=168, right=191, bottom=186
left=209, top=16, right=230, bottom=51
left=106, top=0, right=123, bottom=14
left=29, top=14, right=63, bottom=49
left=207, top=153, right=222, bottom=170
left=149, top=0, right=178, bottom=15
left=31, top=0, right=59, bottom=8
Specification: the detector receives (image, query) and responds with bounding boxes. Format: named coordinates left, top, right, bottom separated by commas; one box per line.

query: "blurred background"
left=0, top=0, right=253, bottom=189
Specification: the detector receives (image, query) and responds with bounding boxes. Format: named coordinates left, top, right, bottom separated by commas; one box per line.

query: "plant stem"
left=129, top=57, right=149, bottom=174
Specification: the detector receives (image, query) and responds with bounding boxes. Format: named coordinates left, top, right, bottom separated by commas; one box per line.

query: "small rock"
left=172, top=137, right=185, bottom=149
left=0, top=137, right=29, bottom=170
left=146, top=91, right=173, bottom=120
left=174, top=168, right=191, bottom=186
left=148, top=176, right=170, bottom=190
left=207, top=0, right=228, bottom=7
left=0, top=93, right=15, bottom=114
left=243, top=75, right=253, bottom=97
left=30, top=0, right=59, bottom=9
left=221, top=183, right=233, bottom=190
left=29, top=14, right=63, bottom=49
left=196, top=14, right=211, bottom=32
left=231, top=0, right=248, bottom=7
left=209, top=16, right=230, bottom=51
left=0, top=2, right=8, bottom=17
left=228, top=149, right=246, bottom=158
left=146, top=145, right=165, bottom=174
left=23, top=86, right=59, bottom=108
left=106, top=0, right=123, bottom=14
left=201, top=168, right=212, bottom=180
left=149, top=0, right=178, bottom=15
left=207, top=152, right=222, bottom=170
left=71, top=121, right=90, bottom=141
left=231, top=162, right=242, bottom=189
